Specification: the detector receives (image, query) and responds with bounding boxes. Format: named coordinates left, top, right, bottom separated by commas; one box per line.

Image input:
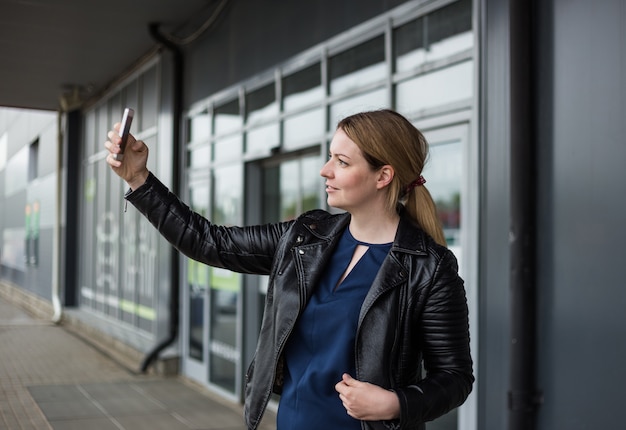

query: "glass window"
left=394, top=16, right=426, bottom=72
left=246, top=83, right=278, bottom=125
left=282, top=64, right=325, bottom=149
left=5, top=146, right=28, bottom=196
left=214, top=98, right=242, bottom=135
left=246, top=123, right=279, bottom=154
left=212, top=164, right=242, bottom=224
left=262, top=154, right=321, bottom=223
left=395, top=60, right=473, bottom=114
left=189, top=110, right=212, bottom=143
left=424, top=140, right=462, bottom=248
left=283, top=63, right=323, bottom=110
left=188, top=145, right=211, bottom=169
left=394, top=0, right=473, bottom=72
left=78, top=64, right=162, bottom=339
left=214, top=134, right=243, bottom=162
left=246, top=84, right=279, bottom=154
left=188, top=111, right=212, bottom=167
left=119, top=206, right=138, bottom=325
left=283, top=107, right=325, bottom=149
left=329, top=35, right=386, bottom=95
left=426, top=0, right=473, bottom=60
left=214, top=99, right=243, bottom=161
left=275, top=161, right=300, bottom=221
left=329, top=88, right=388, bottom=126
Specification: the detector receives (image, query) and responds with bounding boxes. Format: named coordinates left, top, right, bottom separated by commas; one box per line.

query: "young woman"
left=105, top=109, right=473, bottom=430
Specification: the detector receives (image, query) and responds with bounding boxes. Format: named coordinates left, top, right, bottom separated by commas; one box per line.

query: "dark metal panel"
left=535, top=0, right=626, bottom=428
left=478, top=0, right=512, bottom=428
left=63, top=110, right=81, bottom=307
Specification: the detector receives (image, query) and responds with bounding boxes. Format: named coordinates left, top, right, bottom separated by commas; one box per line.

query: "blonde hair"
left=337, top=109, right=446, bottom=246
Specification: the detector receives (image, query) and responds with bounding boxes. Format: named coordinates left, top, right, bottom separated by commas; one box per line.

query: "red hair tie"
left=404, top=175, right=426, bottom=195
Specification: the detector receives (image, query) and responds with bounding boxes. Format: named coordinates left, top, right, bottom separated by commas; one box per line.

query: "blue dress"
left=277, top=227, right=392, bottom=429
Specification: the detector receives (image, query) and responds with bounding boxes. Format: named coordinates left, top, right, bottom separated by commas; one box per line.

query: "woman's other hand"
left=335, top=373, right=401, bottom=421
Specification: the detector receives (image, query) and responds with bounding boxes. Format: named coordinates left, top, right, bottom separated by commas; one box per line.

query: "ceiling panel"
left=0, top=0, right=215, bottom=111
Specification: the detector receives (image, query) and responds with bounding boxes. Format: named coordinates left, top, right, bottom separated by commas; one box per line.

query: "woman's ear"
left=376, top=165, right=395, bottom=189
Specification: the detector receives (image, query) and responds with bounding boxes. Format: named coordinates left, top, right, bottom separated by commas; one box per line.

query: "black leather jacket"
left=127, top=173, right=473, bottom=430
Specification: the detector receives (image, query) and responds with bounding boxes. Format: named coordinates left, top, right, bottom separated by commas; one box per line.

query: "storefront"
left=77, top=0, right=477, bottom=428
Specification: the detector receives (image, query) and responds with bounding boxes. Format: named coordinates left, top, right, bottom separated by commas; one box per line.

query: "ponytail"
left=403, top=184, right=447, bottom=247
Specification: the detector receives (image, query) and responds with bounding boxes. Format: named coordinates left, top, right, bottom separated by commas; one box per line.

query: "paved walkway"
left=0, top=296, right=275, bottom=430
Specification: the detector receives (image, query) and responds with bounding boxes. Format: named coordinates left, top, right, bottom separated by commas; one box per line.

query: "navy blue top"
left=277, top=227, right=392, bottom=429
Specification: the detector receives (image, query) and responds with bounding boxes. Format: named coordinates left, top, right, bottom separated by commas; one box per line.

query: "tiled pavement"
left=0, top=296, right=275, bottom=430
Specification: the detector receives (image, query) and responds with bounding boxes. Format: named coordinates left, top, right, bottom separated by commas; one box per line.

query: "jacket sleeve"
left=125, top=172, right=288, bottom=275
left=394, top=249, right=474, bottom=427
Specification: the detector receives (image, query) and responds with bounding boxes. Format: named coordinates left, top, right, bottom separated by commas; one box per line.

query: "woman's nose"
left=320, top=160, right=332, bottom=178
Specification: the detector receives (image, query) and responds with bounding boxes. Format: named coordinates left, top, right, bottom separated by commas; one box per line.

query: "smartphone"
left=113, top=108, right=134, bottom=161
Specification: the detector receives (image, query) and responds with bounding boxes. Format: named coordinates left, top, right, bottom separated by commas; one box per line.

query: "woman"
left=105, top=109, right=473, bottom=430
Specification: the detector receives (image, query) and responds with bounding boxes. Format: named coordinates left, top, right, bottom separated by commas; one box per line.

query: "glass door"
left=242, top=151, right=321, bottom=406
left=421, top=122, right=477, bottom=430
left=208, top=164, right=243, bottom=396
left=183, top=183, right=210, bottom=383
left=182, top=164, right=244, bottom=399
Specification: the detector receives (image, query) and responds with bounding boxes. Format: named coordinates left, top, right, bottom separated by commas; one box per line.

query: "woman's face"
left=320, top=128, right=386, bottom=214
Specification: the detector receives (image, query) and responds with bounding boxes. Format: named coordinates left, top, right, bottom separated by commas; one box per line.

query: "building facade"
left=1, top=0, right=625, bottom=429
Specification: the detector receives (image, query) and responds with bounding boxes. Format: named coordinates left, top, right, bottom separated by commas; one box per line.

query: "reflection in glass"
left=209, top=267, right=239, bottom=392
left=300, top=157, right=321, bottom=213
left=279, top=161, right=299, bottom=220
left=214, top=134, right=243, bottom=162
left=188, top=185, right=209, bottom=361
left=426, top=0, right=472, bottom=60
left=394, top=17, right=426, bottom=72
left=329, top=35, right=386, bottom=94
left=209, top=164, right=242, bottom=391
left=212, top=164, right=242, bottom=224
left=395, top=61, right=473, bottom=114
left=262, top=154, right=321, bottom=223
left=188, top=145, right=211, bottom=168
left=247, top=123, right=279, bottom=154
left=213, top=99, right=243, bottom=161
left=422, top=140, right=461, bottom=247
left=282, top=64, right=324, bottom=148
left=215, top=98, right=242, bottom=135
left=283, top=63, right=323, bottom=110
left=394, top=0, right=473, bottom=72
left=189, top=111, right=212, bottom=143
left=284, top=108, right=324, bottom=149
left=329, top=88, right=387, bottom=126
left=246, top=83, right=278, bottom=126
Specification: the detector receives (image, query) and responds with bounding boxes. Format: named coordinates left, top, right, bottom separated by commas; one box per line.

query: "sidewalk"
left=0, top=295, right=276, bottom=430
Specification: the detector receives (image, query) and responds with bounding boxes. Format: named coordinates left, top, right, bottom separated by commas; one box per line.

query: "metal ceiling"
left=0, top=0, right=215, bottom=111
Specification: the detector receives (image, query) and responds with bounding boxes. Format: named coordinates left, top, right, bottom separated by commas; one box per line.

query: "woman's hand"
left=104, top=122, right=149, bottom=190
left=335, top=373, right=400, bottom=421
